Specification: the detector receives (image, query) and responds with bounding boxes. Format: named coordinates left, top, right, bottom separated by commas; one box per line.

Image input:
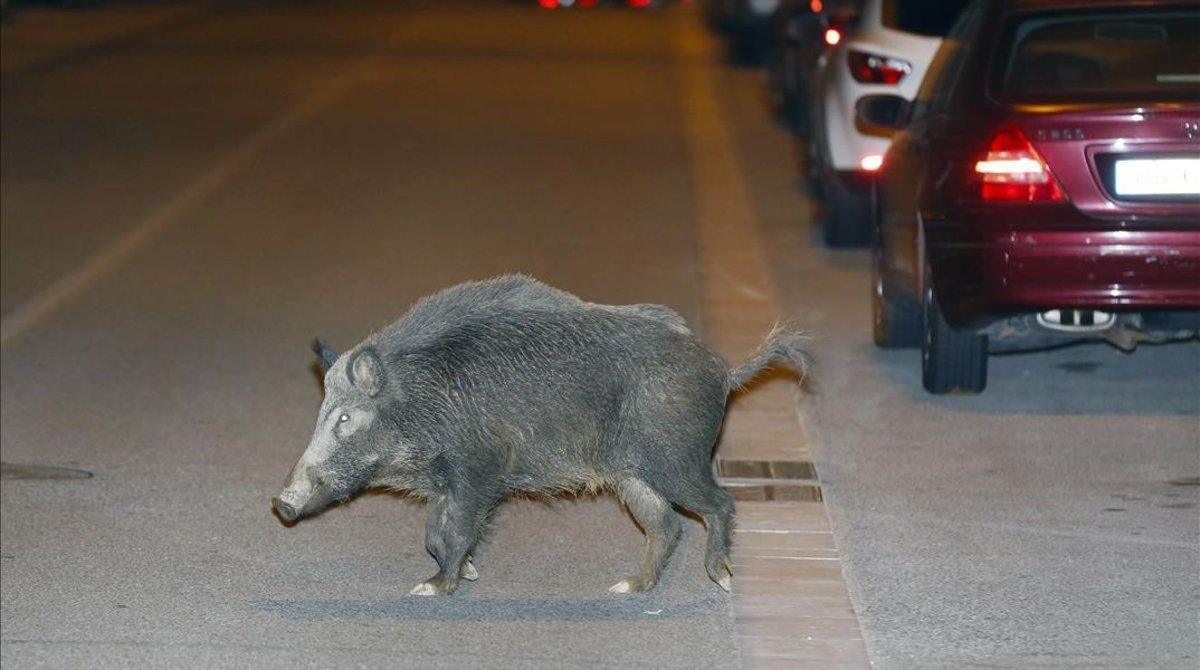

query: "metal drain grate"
left=717, top=459, right=822, bottom=502
left=717, top=459, right=816, bottom=480
left=725, top=482, right=823, bottom=502
left=1, top=462, right=93, bottom=480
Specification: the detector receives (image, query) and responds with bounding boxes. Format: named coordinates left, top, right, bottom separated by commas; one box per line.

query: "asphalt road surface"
left=2, top=1, right=1197, bottom=668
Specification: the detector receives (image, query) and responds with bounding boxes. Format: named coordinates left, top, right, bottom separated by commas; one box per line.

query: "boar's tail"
left=727, top=325, right=812, bottom=391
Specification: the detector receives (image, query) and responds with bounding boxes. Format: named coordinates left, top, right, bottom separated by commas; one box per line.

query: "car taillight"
left=974, top=125, right=1065, bottom=202
left=847, top=50, right=911, bottom=85
left=860, top=154, right=884, bottom=172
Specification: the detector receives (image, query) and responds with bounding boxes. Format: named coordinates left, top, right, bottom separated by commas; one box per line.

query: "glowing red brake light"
left=860, top=154, right=884, bottom=172
left=847, top=50, right=911, bottom=85
left=974, top=125, right=1065, bottom=202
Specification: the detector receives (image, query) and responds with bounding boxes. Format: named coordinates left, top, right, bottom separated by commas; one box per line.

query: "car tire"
left=921, top=263, right=987, bottom=394
left=821, top=173, right=872, bottom=248
left=872, top=244, right=920, bottom=348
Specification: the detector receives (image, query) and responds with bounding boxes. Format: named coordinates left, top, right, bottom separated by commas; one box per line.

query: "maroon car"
left=859, top=0, right=1199, bottom=393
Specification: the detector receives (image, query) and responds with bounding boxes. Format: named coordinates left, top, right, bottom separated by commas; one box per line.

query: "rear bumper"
left=926, top=211, right=1200, bottom=327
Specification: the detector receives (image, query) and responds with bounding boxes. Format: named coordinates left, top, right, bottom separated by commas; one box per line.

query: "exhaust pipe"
left=1036, top=309, right=1116, bottom=333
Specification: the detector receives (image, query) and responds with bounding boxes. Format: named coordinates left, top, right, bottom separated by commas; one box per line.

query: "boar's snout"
left=273, top=464, right=339, bottom=525
left=272, top=496, right=300, bottom=523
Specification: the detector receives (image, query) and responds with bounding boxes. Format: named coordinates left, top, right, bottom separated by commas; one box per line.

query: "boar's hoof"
left=461, top=559, right=478, bottom=582
left=608, top=580, right=634, bottom=594
left=608, top=577, right=656, bottom=595
left=706, top=557, right=734, bottom=592
left=409, top=579, right=456, bottom=596
left=715, top=574, right=732, bottom=593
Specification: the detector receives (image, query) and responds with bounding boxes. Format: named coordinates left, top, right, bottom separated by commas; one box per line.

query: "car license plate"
left=1113, top=157, right=1200, bottom=197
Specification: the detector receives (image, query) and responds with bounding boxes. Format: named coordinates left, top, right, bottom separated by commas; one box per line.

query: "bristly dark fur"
left=311, top=339, right=338, bottom=373
left=728, top=324, right=812, bottom=390
left=281, top=274, right=811, bottom=595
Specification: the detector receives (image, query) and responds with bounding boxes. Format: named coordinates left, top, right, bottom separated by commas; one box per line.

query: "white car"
left=809, top=0, right=968, bottom=246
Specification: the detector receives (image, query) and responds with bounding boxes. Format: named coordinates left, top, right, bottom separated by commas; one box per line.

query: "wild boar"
left=273, top=275, right=809, bottom=596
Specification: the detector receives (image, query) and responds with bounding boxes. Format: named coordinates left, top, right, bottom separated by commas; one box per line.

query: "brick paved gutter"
left=674, top=10, right=872, bottom=667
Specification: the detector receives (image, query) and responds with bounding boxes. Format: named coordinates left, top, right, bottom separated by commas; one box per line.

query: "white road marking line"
left=0, top=75, right=358, bottom=346
left=0, top=2, right=447, bottom=346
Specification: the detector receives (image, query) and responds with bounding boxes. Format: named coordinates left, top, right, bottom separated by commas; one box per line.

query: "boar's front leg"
left=410, top=492, right=493, bottom=596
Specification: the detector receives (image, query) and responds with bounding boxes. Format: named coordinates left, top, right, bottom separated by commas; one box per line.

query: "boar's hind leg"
left=647, top=472, right=735, bottom=592
left=609, top=478, right=682, bottom=595
left=410, top=494, right=492, bottom=596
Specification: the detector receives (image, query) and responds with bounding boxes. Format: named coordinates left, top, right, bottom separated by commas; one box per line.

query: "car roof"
left=1008, top=0, right=1194, bottom=13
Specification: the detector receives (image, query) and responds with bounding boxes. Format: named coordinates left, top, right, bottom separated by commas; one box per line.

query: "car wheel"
left=821, top=173, right=872, bottom=248
left=921, top=263, right=987, bottom=393
left=872, top=243, right=920, bottom=348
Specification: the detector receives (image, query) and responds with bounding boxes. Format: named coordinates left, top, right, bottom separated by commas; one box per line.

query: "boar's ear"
left=347, top=347, right=384, bottom=397
left=312, top=339, right=339, bottom=373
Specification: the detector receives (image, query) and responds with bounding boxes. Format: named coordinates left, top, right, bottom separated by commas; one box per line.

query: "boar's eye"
left=338, top=413, right=350, bottom=424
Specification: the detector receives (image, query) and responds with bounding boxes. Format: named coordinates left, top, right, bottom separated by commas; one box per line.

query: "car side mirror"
left=855, top=94, right=910, bottom=137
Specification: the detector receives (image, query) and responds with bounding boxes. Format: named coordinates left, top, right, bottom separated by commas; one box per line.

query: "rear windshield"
left=882, top=0, right=972, bottom=37
left=998, top=8, right=1200, bottom=102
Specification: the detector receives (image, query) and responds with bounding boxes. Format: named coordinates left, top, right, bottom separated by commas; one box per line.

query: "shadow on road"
left=867, top=341, right=1200, bottom=417
left=254, top=592, right=726, bottom=622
